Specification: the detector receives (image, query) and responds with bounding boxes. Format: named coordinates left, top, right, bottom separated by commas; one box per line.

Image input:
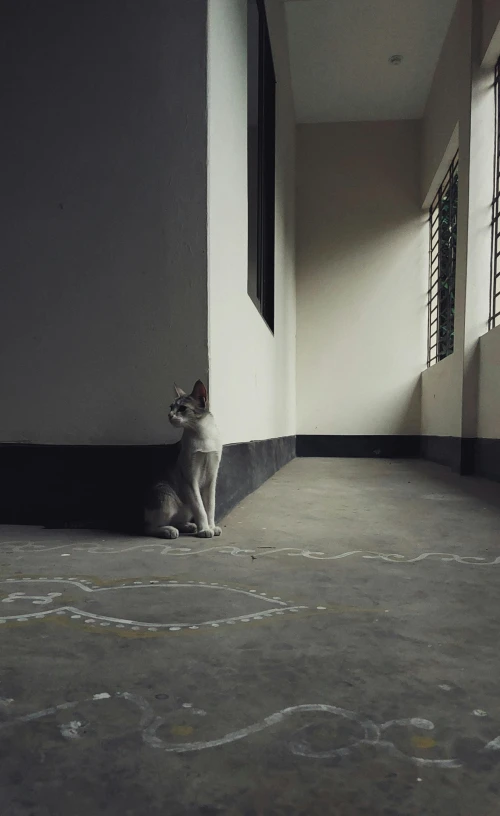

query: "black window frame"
left=490, top=57, right=500, bottom=329
left=427, top=151, right=459, bottom=367
left=247, top=0, right=276, bottom=332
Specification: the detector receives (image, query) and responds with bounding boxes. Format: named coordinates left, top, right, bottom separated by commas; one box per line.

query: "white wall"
left=296, top=121, right=426, bottom=436
left=420, top=0, right=500, bottom=442
left=478, top=326, right=500, bottom=437
left=420, top=0, right=470, bottom=439
left=421, top=7, right=463, bottom=204
left=476, top=0, right=500, bottom=440
left=207, top=0, right=296, bottom=445
left=421, top=353, right=463, bottom=437
left=0, top=0, right=208, bottom=445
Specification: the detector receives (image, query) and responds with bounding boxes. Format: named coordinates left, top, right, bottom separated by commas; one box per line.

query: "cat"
left=144, top=380, right=222, bottom=539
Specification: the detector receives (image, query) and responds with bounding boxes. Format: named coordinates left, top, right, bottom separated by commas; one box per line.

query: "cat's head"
left=168, top=380, right=209, bottom=429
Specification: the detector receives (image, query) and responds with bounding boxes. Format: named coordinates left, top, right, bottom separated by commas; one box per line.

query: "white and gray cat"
left=144, top=380, right=222, bottom=539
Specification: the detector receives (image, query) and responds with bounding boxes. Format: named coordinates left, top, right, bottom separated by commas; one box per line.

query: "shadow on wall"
left=463, top=340, right=480, bottom=439
left=0, top=443, right=180, bottom=534
left=396, top=377, right=422, bottom=436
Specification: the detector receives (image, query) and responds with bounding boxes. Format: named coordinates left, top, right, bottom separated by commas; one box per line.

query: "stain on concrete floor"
left=1, top=458, right=500, bottom=815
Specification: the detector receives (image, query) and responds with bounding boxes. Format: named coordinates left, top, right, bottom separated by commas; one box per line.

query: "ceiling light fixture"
left=389, top=54, right=403, bottom=66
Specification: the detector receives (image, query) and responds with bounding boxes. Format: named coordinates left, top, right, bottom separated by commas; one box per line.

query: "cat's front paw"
left=213, top=526, right=222, bottom=536
left=157, top=525, right=179, bottom=539
left=196, top=528, right=214, bottom=538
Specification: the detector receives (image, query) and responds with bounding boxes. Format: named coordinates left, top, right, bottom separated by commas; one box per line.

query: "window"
left=427, top=151, right=459, bottom=366
left=247, top=0, right=276, bottom=331
left=490, top=58, right=500, bottom=329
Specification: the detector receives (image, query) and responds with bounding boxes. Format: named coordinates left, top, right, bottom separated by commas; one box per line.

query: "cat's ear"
left=174, top=383, right=186, bottom=398
left=191, top=380, right=208, bottom=408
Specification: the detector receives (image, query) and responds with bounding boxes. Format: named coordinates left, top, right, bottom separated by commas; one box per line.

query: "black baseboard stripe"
left=460, top=438, right=476, bottom=476
left=0, top=434, right=497, bottom=531
left=297, top=434, right=500, bottom=481
left=419, top=436, right=500, bottom=479
left=216, top=435, right=296, bottom=521
left=0, top=436, right=296, bottom=533
left=419, top=436, right=462, bottom=471
left=297, top=435, right=420, bottom=458
left=473, top=438, right=500, bottom=482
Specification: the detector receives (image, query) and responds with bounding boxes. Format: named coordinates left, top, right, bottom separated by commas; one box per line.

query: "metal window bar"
left=489, top=58, right=500, bottom=329
left=427, top=151, right=459, bottom=366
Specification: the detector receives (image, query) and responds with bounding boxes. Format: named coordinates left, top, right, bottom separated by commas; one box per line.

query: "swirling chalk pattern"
left=2, top=540, right=500, bottom=566
left=0, top=578, right=310, bottom=632
left=1, top=690, right=499, bottom=769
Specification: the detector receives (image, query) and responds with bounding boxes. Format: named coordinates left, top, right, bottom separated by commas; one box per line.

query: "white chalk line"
left=0, top=579, right=304, bottom=631
left=0, top=692, right=480, bottom=768
left=164, top=704, right=377, bottom=757
left=2, top=591, right=62, bottom=606
left=0, top=578, right=288, bottom=603
left=75, top=546, right=500, bottom=565
left=4, top=541, right=500, bottom=565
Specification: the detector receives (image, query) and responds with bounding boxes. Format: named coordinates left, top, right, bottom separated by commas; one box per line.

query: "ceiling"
left=283, top=0, right=458, bottom=122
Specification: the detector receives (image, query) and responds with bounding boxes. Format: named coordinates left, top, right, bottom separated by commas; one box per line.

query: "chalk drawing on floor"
left=0, top=578, right=311, bottom=633
left=3, top=540, right=500, bottom=566
left=1, top=591, right=62, bottom=606
left=59, top=720, right=84, bottom=739
left=3, top=690, right=497, bottom=769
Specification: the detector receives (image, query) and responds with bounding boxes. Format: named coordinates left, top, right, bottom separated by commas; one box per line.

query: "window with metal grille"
left=490, top=58, right=500, bottom=329
left=428, top=151, right=459, bottom=366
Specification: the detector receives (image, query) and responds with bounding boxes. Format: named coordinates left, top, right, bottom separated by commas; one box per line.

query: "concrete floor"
left=1, top=458, right=500, bottom=816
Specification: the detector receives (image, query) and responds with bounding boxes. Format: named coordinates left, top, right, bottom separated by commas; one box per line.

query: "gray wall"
left=0, top=0, right=208, bottom=445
